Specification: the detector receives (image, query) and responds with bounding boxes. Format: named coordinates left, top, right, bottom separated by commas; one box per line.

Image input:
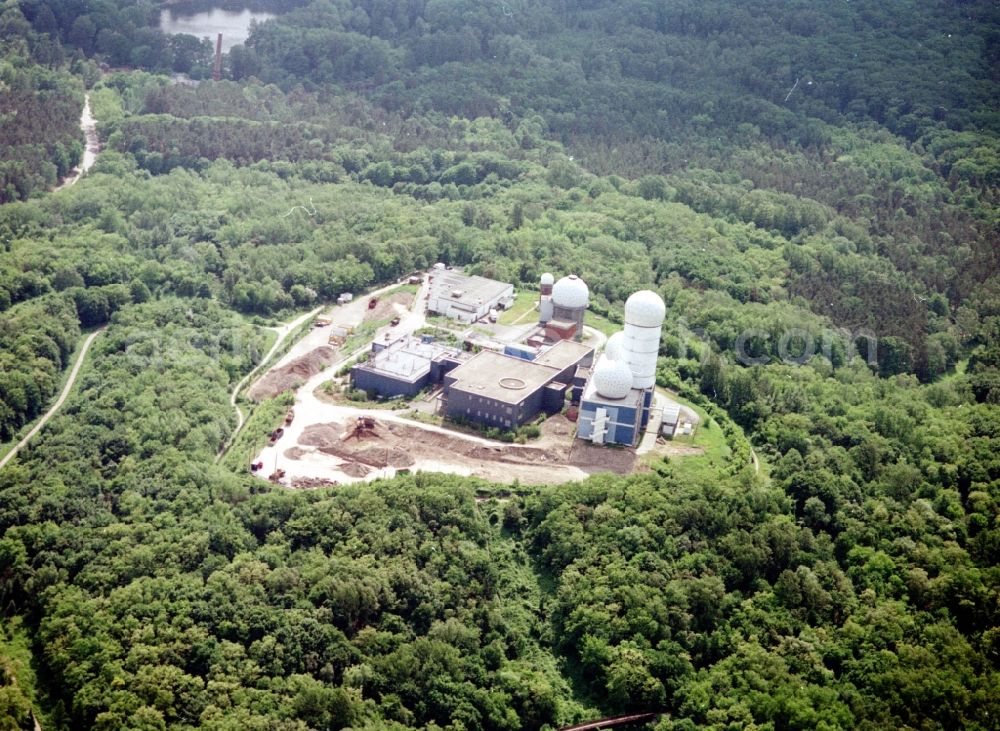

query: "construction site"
left=242, top=267, right=702, bottom=488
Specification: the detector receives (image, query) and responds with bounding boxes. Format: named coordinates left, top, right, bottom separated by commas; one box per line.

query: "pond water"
left=158, top=6, right=276, bottom=52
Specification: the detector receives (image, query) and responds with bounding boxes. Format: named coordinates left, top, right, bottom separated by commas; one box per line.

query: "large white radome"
left=540, top=272, right=554, bottom=285
left=604, top=331, right=626, bottom=360
left=552, top=274, right=589, bottom=309
left=593, top=357, right=633, bottom=400
left=624, top=290, right=666, bottom=327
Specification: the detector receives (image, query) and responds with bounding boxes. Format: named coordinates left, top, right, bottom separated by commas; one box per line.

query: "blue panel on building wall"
left=615, top=423, right=637, bottom=445
left=503, top=345, right=536, bottom=361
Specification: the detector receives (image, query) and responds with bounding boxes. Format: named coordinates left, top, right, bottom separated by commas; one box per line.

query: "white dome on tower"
left=552, top=274, right=589, bottom=309
left=604, top=331, right=626, bottom=360
left=592, top=357, right=633, bottom=400
left=540, top=272, right=554, bottom=286
left=624, top=290, right=666, bottom=328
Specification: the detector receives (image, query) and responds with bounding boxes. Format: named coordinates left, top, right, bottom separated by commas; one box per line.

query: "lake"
left=158, top=6, right=276, bottom=52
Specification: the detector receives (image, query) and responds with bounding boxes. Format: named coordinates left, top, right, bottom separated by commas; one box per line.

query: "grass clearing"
left=498, top=290, right=538, bottom=325
left=584, top=311, right=621, bottom=337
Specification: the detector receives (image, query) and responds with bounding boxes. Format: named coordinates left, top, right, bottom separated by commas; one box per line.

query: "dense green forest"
left=0, top=0, right=998, bottom=728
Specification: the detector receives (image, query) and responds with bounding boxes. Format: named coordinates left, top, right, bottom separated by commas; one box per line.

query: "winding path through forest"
left=217, top=306, right=323, bottom=460
left=53, top=92, right=99, bottom=192
left=0, top=328, right=103, bottom=471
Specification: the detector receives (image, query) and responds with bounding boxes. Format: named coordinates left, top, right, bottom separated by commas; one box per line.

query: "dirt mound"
left=340, top=462, right=372, bottom=478
left=364, top=292, right=414, bottom=322
left=284, top=447, right=307, bottom=460
left=298, top=422, right=343, bottom=447
left=248, top=347, right=339, bottom=400
left=355, top=446, right=414, bottom=468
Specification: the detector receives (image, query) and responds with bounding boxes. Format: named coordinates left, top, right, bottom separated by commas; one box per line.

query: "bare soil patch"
left=299, top=422, right=343, bottom=446
left=249, top=347, right=340, bottom=401
left=364, top=292, right=414, bottom=322
left=567, top=441, right=638, bottom=474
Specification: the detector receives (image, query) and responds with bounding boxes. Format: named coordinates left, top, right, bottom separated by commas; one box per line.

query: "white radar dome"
left=604, top=331, right=626, bottom=360
left=540, top=272, right=554, bottom=285
left=552, top=274, right=589, bottom=309
left=624, top=290, right=666, bottom=328
left=593, top=357, right=633, bottom=400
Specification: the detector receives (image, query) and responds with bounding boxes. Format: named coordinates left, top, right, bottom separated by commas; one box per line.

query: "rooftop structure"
left=576, top=288, right=666, bottom=447
left=351, top=336, right=466, bottom=399
left=622, top=290, right=666, bottom=389
left=445, top=351, right=559, bottom=405
left=537, top=273, right=588, bottom=342
left=535, top=339, right=595, bottom=372
left=441, top=347, right=585, bottom=429
left=428, top=271, right=514, bottom=323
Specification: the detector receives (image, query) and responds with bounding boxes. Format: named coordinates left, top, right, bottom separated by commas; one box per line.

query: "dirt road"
left=217, top=306, right=322, bottom=459
left=0, top=328, right=103, bottom=471
left=54, top=93, right=99, bottom=192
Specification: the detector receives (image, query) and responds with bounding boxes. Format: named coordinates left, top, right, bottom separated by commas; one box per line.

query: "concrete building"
left=442, top=340, right=593, bottom=429
left=576, top=359, right=647, bottom=446
left=427, top=271, right=514, bottom=323
left=577, top=289, right=666, bottom=447
left=538, top=272, right=554, bottom=323
left=535, top=339, right=595, bottom=382
left=661, top=403, right=680, bottom=437
left=351, top=336, right=466, bottom=399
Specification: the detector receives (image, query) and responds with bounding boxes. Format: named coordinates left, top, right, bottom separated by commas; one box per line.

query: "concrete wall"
left=351, top=366, right=426, bottom=399
left=445, top=387, right=545, bottom=429
left=543, top=383, right=567, bottom=413
left=577, top=401, right=640, bottom=446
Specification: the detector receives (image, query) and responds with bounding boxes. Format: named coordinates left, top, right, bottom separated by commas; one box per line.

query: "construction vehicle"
left=390, top=316, right=401, bottom=327
left=341, top=416, right=378, bottom=442
left=368, top=297, right=378, bottom=309
left=268, top=427, right=285, bottom=444
left=268, top=469, right=285, bottom=482
left=315, top=317, right=331, bottom=327
left=285, top=408, right=295, bottom=426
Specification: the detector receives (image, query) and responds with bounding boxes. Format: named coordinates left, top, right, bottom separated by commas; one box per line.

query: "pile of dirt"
left=355, top=446, right=414, bottom=468
left=284, top=447, right=307, bottom=460
left=339, top=462, right=372, bottom=478
left=248, top=346, right=338, bottom=400
left=298, top=422, right=343, bottom=447
left=364, top=292, right=414, bottom=322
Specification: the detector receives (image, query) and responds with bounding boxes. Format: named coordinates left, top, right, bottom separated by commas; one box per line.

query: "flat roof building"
left=442, top=344, right=592, bottom=429
left=351, top=336, right=467, bottom=399
left=427, top=271, right=514, bottom=323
